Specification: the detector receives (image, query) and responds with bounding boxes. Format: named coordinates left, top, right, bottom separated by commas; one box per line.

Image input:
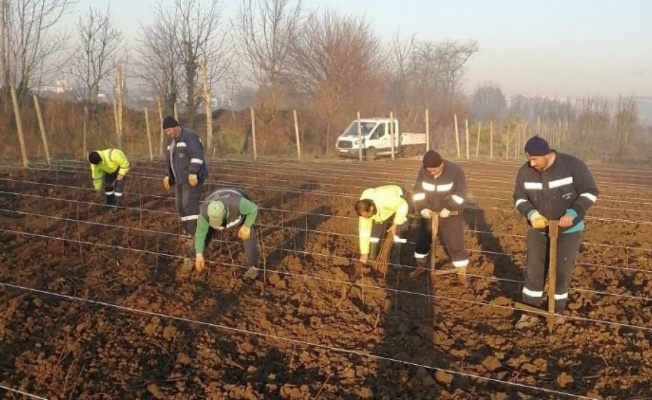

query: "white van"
left=335, top=118, right=426, bottom=160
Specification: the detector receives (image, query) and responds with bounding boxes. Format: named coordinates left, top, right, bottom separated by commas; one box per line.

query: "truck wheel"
left=365, top=147, right=377, bottom=161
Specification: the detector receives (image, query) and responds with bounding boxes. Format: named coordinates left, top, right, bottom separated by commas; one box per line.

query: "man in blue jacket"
left=513, top=136, right=598, bottom=328
left=162, top=116, right=208, bottom=237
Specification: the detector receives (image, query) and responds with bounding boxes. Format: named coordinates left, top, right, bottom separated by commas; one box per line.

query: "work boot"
left=410, top=260, right=427, bottom=278
left=243, top=266, right=260, bottom=281
left=515, top=314, right=540, bottom=329
left=553, top=310, right=570, bottom=326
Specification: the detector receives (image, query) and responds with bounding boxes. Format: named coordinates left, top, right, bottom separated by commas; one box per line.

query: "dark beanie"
left=162, top=116, right=180, bottom=129
left=422, top=150, right=443, bottom=168
left=88, top=151, right=101, bottom=164
left=524, top=136, right=551, bottom=156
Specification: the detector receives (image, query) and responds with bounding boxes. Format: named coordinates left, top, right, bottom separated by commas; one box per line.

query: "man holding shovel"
left=513, top=136, right=598, bottom=329
left=88, top=149, right=130, bottom=210
left=411, top=150, right=469, bottom=280
left=354, top=184, right=410, bottom=272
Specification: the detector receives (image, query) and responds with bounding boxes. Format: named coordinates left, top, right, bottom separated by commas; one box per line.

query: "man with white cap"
left=193, top=188, right=260, bottom=280
left=513, top=135, right=598, bottom=328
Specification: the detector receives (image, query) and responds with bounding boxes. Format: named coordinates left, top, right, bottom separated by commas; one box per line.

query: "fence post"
left=83, top=106, right=89, bottom=158
left=465, top=119, right=469, bottom=160
left=454, top=114, right=460, bottom=158
left=357, top=111, right=362, bottom=162
left=10, top=86, right=29, bottom=167
left=144, top=108, right=153, bottom=161
left=390, top=111, right=395, bottom=160
left=250, top=107, right=258, bottom=161
left=293, top=109, right=301, bottom=160
left=425, top=108, right=430, bottom=151
left=475, top=121, right=481, bottom=158
left=489, top=120, right=494, bottom=159
left=157, top=97, right=164, bottom=156
left=33, top=94, right=51, bottom=165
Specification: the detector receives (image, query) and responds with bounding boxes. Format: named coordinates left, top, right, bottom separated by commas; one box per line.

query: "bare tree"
left=387, top=32, right=416, bottom=119
left=234, top=0, right=301, bottom=123
left=0, top=0, right=74, bottom=96
left=67, top=5, right=123, bottom=107
left=137, top=0, right=231, bottom=125
left=288, top=9, right=381, bottom=153
left=385, top=37, right=477, bottom=127
left=472, top=83, right=506, bottom=121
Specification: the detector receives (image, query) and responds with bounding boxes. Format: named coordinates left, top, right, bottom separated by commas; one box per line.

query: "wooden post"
left=293, top=109, right=301, bottom=159
left=454, top=114, right=460, bottom=158
left=33, top=94, right=51, bottom=165
left=157, top=97, right=164, bottom=156
left=475, top=121, right=481, bottom=158
left=357, top=111, right=362, bottom=162
left=10, top=86, right=29, bottom=167
left=489, top=120, right=494, bottom=159
left=250, top=107, right=258, bottom=161
left=200, top=62, right=212, bottom=154
left=547, top=220, right=559, bottom=331
left=465, top=119, right=469, bottom=159
left=505, top=123, right=511, bottom=160
left=144, top=108, right=153, bottom=161
left=390, top=111, right=395, bottom=160
left=174, top=102, right=179, bottom=121
left=112, top=99, right=120, bottom=148
left=425, top=108, right=430, bottom=151
left=83, top=106, right=89, bottom=158
left=114, top=66, right=124, bottom=149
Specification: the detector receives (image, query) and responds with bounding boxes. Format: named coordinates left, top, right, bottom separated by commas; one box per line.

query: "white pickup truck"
left=335, top=118, right=427, bottom=160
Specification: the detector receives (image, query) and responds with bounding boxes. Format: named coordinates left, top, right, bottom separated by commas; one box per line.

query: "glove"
left=116, top=174, right=124, bottom=181
left=530, top=211, right=548, bottom=229
left=238, top=226, right=251, bottom=240
left=195, top=253, right=205, bottom=272
left=420, top=208, right=433, bottom=219
left=439, top=208, right=451, bottom=218
left=163, top=176, right=170, bottom=190
left=188, top=174, right=198, bottom=187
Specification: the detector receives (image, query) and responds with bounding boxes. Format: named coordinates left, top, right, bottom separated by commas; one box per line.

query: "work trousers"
left=414, top=215, right=468, bottom=268
left=104, top=170, right=126, bottom=207
left=522, top=229, right=582, bottom=312
left=174, top=181, right=204, bottom=236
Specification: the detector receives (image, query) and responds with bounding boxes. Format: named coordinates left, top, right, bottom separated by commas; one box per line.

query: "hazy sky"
left=63, top=0, right=652, bottom=99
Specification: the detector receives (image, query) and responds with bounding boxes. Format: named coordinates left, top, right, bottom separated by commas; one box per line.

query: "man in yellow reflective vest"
left=88, top=149, right=130, bottom=209
left=354, top=184, right=409, bottom=269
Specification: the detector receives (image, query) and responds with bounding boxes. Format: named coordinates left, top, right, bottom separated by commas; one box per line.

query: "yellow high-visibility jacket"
left=90, top=149, right=130, bottom=190
left=358, top=185, right=408, bottom=254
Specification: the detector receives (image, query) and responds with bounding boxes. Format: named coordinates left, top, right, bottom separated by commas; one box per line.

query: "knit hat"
left=422, top=150, right=443, bottom=168
left=88, top=151, right=102, bottom=164
left=162, top=116, right=180, bottom=130
left=524, top=136, right=551, bottom=156
left=207, top=201, right=226, bottom=229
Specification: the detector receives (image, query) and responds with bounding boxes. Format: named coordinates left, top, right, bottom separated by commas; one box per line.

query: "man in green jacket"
left=88, top=149, right=130, bottom=209
left=354, top=184, right=409, bottom=269
left=194, top=188, right=260, bottom=280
